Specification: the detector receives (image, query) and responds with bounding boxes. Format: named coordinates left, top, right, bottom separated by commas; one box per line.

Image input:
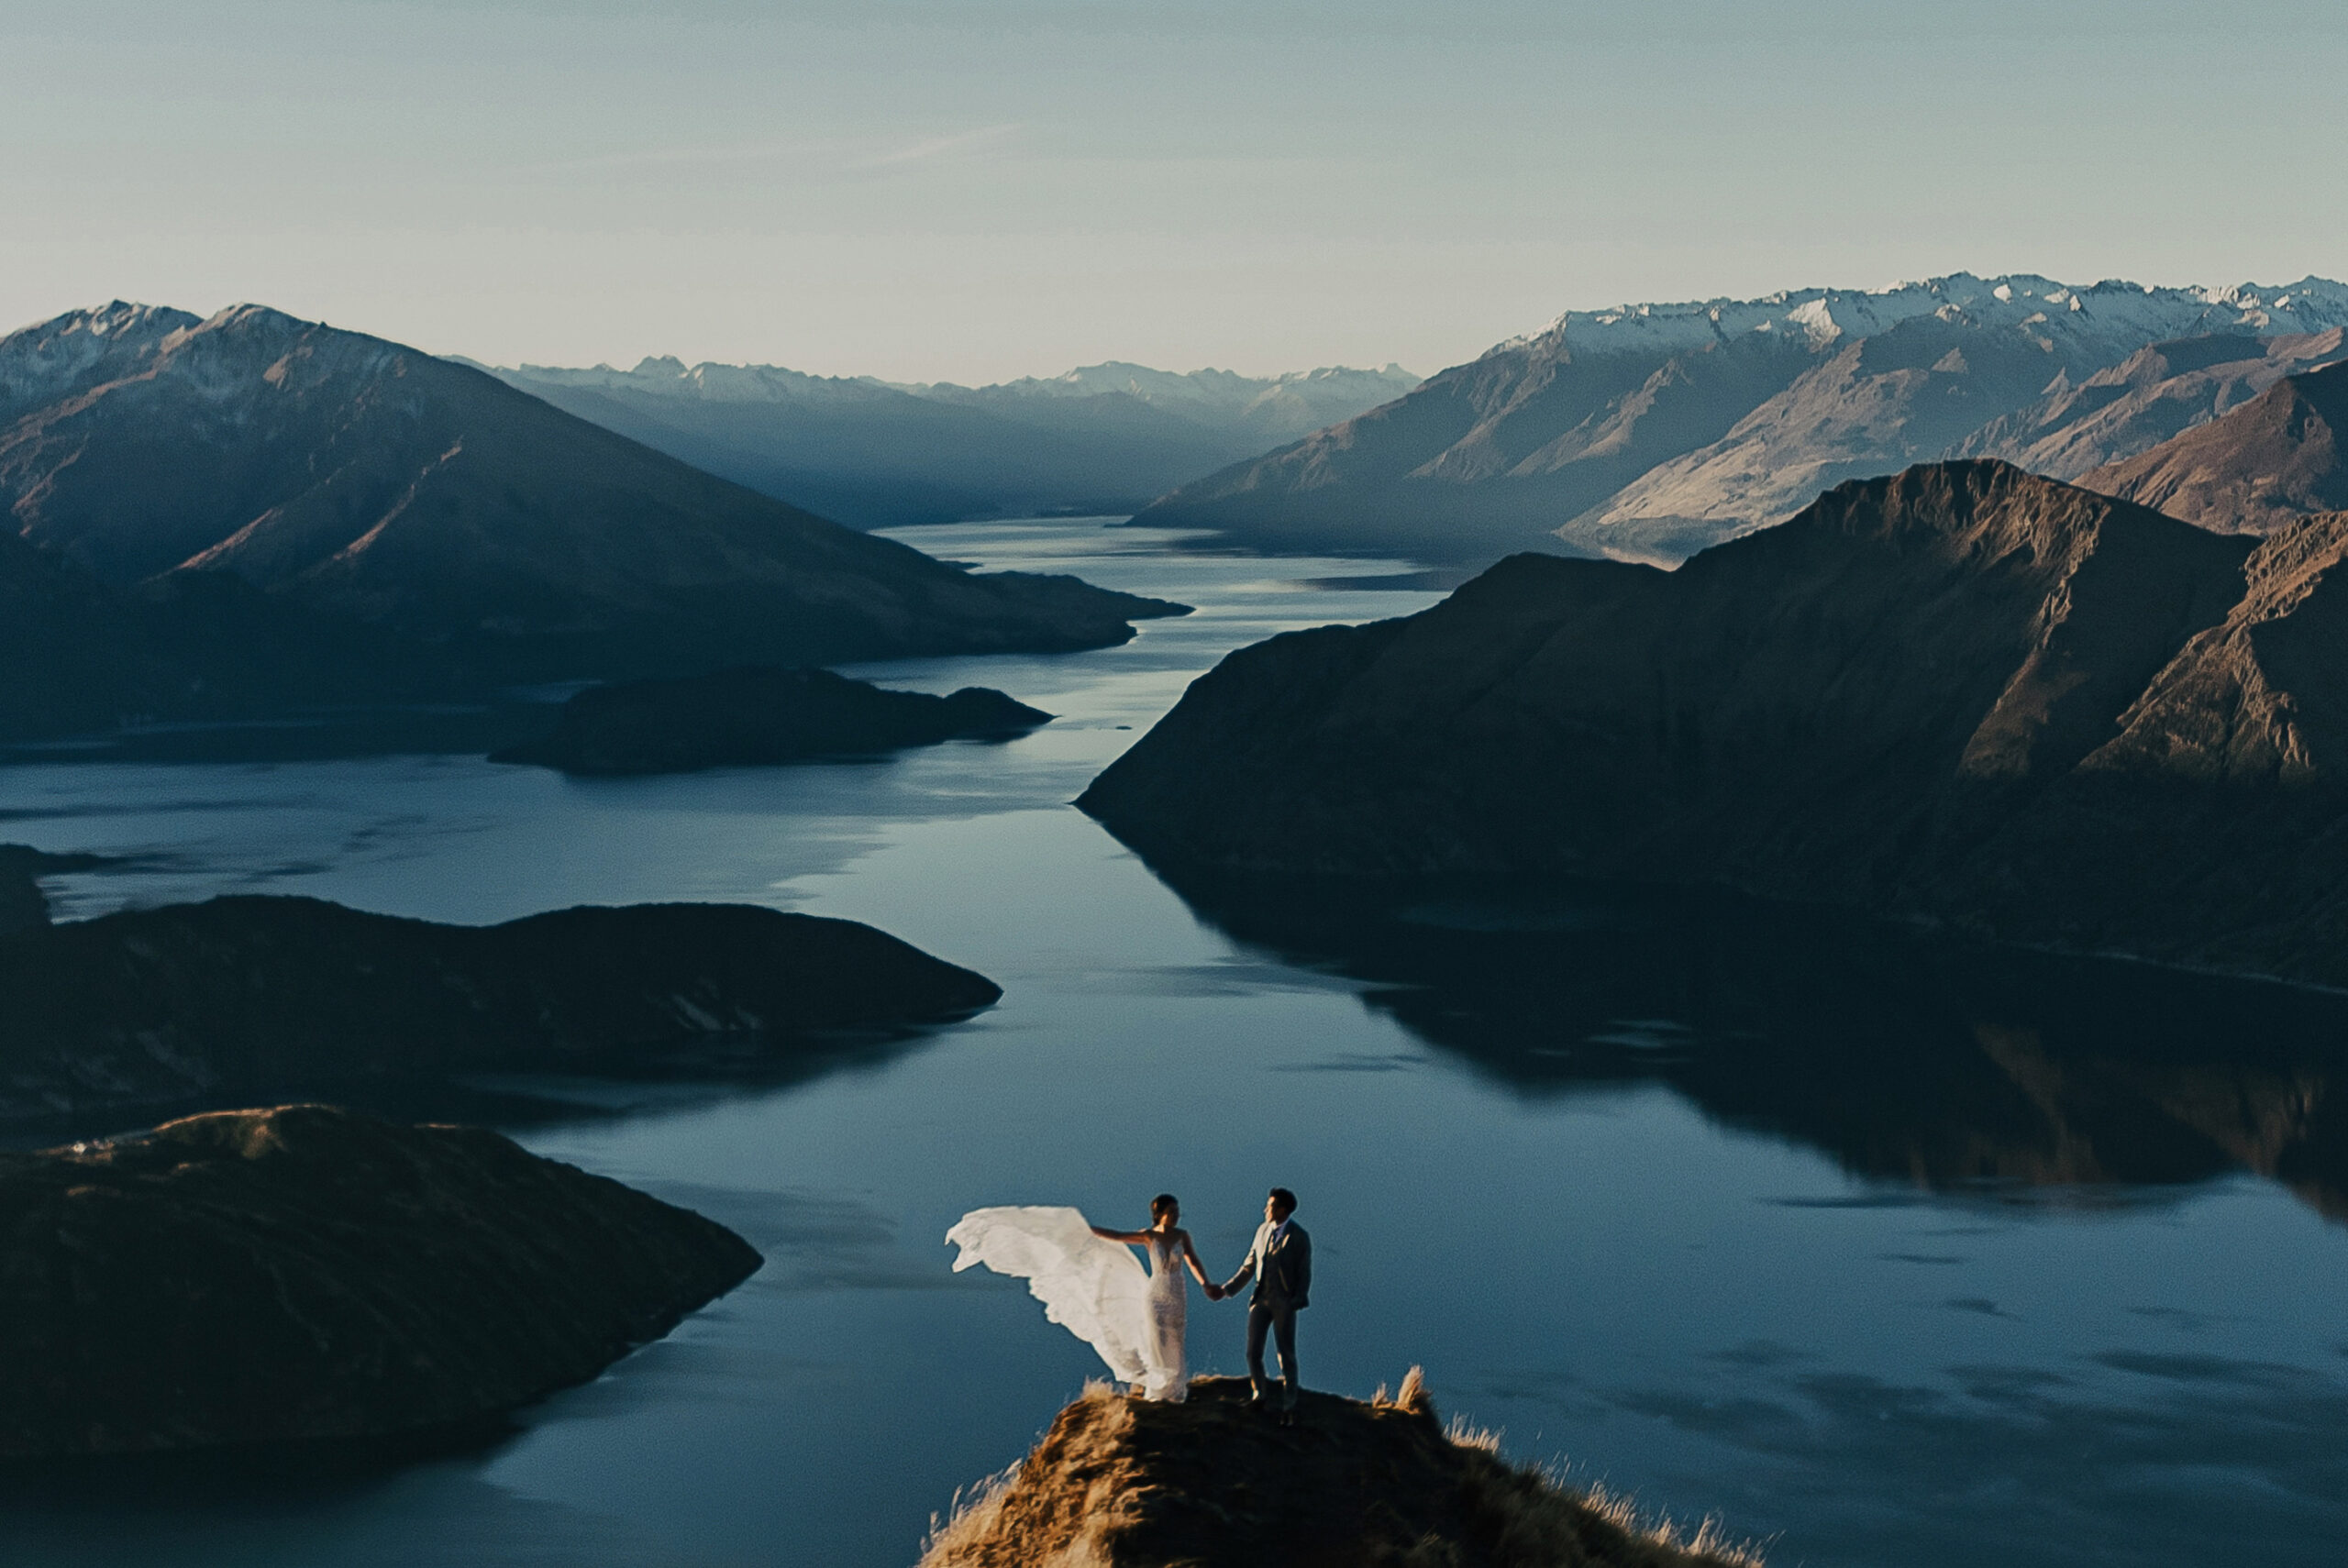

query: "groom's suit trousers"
left=1246, top=1302, right=1298, bottom=1400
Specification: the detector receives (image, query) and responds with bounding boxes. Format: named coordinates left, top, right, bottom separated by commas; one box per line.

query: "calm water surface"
left=2, top=520, right=2344, bottom=1568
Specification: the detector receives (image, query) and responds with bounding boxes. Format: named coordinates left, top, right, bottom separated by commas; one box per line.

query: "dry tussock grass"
left=1392, top=1366, right=1760, bottom=1568
left=920, top=1368, right=1763, bottom=1568
left=920, top=1463, right=1020, bottom=1563
left=1445, top=1448, right=1763, bottom=1568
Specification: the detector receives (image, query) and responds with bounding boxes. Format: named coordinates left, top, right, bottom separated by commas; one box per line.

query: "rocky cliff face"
left=1133, top=275, right=2348, bottom=566
left=2085, top=359, right=2348, bottom=534
left=0, top=1104, right=759, bottom=1455
left=922, top=1376, right=1754, bottom=1568
left=491, top=665, right=1050, bottom=776
left=0, top=895, right=1000, bottom=1122
left=1082, top=460, right=2348, bottom=985
left=0, top=303, right=1182, bottom=698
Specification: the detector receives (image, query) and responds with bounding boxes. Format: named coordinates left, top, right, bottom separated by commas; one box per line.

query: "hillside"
left=1083, top=460, right=2348, bottom=987
left=0, top=525, right=473, bottom=742
left=0, top=303, right=1182, bottom=699
left=923, top=1375, right=1755, bottom=1568
left=0, top=893, right=1000, bottom=1122
left=1133, top=275, right=2348, bottom=566
left=2084, top=359, right=2348, bottom=533
left=492, top=356, right=1419, bottom=528
left=0, top=1105, right=758, bottom=1455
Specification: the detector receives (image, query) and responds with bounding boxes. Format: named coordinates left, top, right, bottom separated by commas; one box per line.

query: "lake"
left=2, top=518, right=2343, bottom=1568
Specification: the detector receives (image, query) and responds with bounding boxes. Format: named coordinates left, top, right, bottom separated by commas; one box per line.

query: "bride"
left=946, top=1195, right=1215, bottom=1401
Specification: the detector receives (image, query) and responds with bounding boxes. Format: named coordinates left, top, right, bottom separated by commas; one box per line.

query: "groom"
left=1212, top=1187, right=1311, bottom=1419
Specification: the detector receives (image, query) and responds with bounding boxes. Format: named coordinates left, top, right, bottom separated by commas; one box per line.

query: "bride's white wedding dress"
left=947, top=1206, right=1190, bottom=1401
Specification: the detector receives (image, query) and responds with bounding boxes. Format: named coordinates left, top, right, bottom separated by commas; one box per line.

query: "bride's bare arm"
left=1180, top=1232, right=1213, bottom=1286
left=1090, top=1224, right=1150, bottom=1243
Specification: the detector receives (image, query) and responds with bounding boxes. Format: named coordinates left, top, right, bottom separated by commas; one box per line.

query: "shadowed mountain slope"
left=1135, top=276, right=2348, bottom=567
left=0, top=1104, right=759, bottom=1455
left=2085, top=359, right=2348, bottom=535
left=1933, top=508, right=2348, bottom=974
left=491, top=357, right=1419, bottom=528
left=0, top=525, right=471, bottom=741
left=1083, top=460, right=2348, bottom=984
left=0, top=303, right=1180, bottom=690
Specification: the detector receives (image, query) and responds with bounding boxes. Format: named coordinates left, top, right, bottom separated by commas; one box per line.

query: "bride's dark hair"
left=1150, top=1194, right=1179, bottom=1220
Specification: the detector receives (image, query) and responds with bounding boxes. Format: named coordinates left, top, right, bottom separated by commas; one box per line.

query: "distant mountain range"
left=1135, top=274, right=2348, bottom=565
left=0, top=303, right=1181, bottom=740
left=483, top=356, right=1421, bottom=529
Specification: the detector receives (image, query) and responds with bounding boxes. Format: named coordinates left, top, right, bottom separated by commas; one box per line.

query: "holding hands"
left=1204, top=1282, right=1224, bottom=1301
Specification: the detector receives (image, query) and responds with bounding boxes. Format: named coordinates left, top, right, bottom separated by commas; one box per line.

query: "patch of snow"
left=1512, top=271, right=2348, bottom=370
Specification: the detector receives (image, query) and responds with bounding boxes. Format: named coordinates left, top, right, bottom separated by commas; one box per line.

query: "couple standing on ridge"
left=946, top=1187, right=1312, bottom=1417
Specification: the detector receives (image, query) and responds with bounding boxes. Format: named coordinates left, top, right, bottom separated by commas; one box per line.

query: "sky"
left=2, top=0, right=2344, bottom=383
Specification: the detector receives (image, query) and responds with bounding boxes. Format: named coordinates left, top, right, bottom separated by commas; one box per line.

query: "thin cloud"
left=859, top=124, right=1021, bottom=167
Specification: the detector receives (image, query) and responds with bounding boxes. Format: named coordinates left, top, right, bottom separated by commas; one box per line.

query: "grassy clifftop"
left=923, top=1373, right=1757, bottom=1568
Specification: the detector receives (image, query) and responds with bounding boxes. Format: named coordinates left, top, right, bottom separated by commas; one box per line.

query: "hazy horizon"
left=5, top=0, right=2345, bottom=384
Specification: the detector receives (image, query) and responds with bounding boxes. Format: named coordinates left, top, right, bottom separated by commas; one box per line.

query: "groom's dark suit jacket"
left=1229, top=1220, right=1311, bottom=1310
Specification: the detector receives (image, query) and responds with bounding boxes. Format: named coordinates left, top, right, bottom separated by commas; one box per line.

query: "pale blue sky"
left=3, top=0, right=2343, bottom=381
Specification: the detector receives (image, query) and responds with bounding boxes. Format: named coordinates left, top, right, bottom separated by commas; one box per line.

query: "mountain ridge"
left=0, top=302, right=1182, bottom=733
left=1081, top=459, right=2348, bottom=986
left=1132, top=274, right=2348, bottom=566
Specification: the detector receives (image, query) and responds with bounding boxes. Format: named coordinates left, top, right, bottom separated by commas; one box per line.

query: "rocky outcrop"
left=491, top=665, right=1050, bottom=776
left=922, top=1375, right=1753, bottom=1568
left=0, top=1104, right=759, bottom=1455
left=1134, top=275, right=2348, bottom=566
left=0, top=895, right=1000, bottom=1121
left=1083, top=460, right=2348, bottom=986
left=0, top=303, right=1183, bottom=722
left=2086, top=359, right=2348, bottom=534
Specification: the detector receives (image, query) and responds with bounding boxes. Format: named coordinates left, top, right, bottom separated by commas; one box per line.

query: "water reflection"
left=1145, top=867, right=2348, bottom=1223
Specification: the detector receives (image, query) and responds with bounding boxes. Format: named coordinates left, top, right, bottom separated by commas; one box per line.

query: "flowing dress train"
left=946, top=1206, right=1189, bottom=1401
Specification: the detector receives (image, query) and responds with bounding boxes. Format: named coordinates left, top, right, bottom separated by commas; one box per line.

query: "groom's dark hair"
left=1150, top=1194, right=1179, bottom=1220
left=1268, top=1187, right=1297, bottom=1215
